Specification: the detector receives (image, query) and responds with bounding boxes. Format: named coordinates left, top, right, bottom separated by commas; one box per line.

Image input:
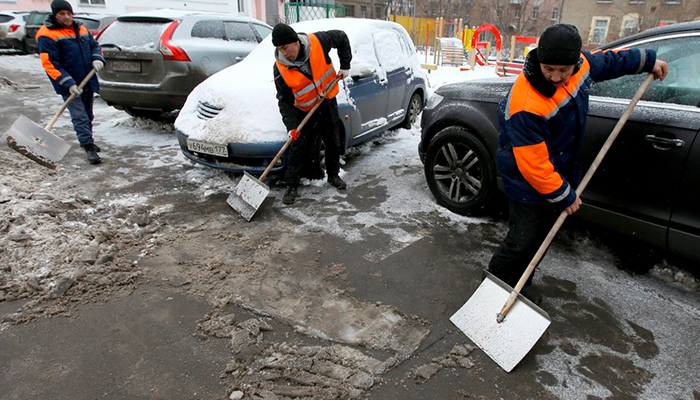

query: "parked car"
left=174, top=18, right=427, bottom=175
left=23, top=10, right=51, bottom=53
left=418, top=21, right=700, bottom=263
left=0, top=11, right=30, bottom=53
left=74, top=13, right=116, bottom=37
left=96, top=9, right=272, bottom=118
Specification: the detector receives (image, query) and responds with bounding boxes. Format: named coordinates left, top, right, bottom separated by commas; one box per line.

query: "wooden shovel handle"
left=44, top=69, right=97, bottom=131
left=258, top=75, right=343, bottom=183
left=497, top=73, right=655, bottom=322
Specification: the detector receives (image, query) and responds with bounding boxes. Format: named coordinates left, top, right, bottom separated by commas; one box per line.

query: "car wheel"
left=424, top=127, right=495, bottom=215
left=401, top=92, right=423, bottom=129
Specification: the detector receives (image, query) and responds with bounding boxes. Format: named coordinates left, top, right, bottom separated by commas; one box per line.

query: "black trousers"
left=284, top=98, right=341, bottom=187
left=487, top=200, right=560, bottom=288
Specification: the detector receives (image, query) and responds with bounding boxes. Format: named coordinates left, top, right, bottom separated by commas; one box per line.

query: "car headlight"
left=425, top=94, right=444, bottom=110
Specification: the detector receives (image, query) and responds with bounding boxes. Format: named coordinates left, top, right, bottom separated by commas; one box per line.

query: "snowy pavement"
left=1, top=53, right=699, bottom=400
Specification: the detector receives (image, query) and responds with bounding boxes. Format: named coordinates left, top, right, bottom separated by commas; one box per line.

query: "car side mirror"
left=350, top=63, right=376, bottom=80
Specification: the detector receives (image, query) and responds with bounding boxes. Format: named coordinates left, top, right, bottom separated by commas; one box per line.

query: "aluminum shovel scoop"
left=451, top=73, right=655, bottom=372
left=3, top=69, right=96, bottom=169
left=227, top=75, right=342, bottom=221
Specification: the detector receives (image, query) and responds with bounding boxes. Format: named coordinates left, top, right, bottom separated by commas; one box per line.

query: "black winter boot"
left=82, top=144, right=101, bottom=164
left=521, top=286, right=542, bottom=305
left=282, top=185, right=298, bottom=205
left=328, top=175, right=347, bottom=190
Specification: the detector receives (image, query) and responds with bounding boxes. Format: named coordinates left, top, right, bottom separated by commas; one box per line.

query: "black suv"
left=419, top=21, right=700, bottom=263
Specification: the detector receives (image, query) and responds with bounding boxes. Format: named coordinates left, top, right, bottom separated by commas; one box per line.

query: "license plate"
left=187, top=139, right=228, bottom=157
left=112, top=60, right=141, bottom=72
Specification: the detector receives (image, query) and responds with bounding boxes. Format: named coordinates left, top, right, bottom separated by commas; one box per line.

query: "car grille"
left=196, top=101, right=223, bottom=120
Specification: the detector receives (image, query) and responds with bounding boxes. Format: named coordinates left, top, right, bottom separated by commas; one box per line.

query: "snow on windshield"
left=174, top=19, right=427, bottom=145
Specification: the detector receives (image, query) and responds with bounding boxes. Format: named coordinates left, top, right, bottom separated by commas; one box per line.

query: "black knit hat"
left=272, top=23, right=299, bottom=46
left=51, top=0, right=73, bottom=15
left=537, top=24, right=582, bottom=65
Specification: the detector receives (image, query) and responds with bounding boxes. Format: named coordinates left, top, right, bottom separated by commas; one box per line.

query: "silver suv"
left=96, top=9, right=271, bottom=118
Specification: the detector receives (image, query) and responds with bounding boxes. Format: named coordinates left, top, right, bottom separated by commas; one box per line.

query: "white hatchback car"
left=0, top=11, right=29, bottom=53
left=174, top=18, right=427, bottom=175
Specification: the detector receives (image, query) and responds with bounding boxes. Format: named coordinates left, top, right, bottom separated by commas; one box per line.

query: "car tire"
left=424, top=126, right=495, bottom=215
left=401, top=92, right=423, bottom=129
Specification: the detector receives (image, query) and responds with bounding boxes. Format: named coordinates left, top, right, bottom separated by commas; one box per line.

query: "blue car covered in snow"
left=174, top=18, right=426, bottom=174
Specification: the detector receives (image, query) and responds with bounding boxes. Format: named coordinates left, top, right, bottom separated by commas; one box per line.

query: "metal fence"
left=284, top=2, right=346, bottom=24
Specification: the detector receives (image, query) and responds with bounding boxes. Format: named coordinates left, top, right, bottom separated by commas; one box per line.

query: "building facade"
left=0, top=0, right=51, bottom=11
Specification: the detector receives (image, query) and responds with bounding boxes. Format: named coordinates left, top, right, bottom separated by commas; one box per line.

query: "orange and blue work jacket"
left=276, top=33, right=339, bottom=112
left=497, top=47, right=656, bottom=208
left=36, top=16, right=104, bottom=96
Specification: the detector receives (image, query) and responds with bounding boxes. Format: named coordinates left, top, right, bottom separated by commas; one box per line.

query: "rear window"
left=0, top=15, right=13, bottom=23
left=98, top=20, right=169, bottom=50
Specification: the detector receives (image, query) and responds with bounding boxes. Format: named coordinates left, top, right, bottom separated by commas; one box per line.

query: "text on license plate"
left=187, top=139, right=228, bottom=157
left=112, top=61, right=141, bottom=72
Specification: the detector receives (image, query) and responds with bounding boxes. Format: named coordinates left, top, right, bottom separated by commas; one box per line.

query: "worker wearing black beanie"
left=272, top=23, right=299, bottom=47
left=537, top=24, right=582, bottom=66
left=51, top=0, right=73, bottom=15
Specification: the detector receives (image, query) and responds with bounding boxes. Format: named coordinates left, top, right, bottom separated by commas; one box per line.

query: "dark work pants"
left=284, top=98, right=341, bottom=187
left=487, top=200, right=560, bottom=288
left=61, top=87, right=95, bottom=147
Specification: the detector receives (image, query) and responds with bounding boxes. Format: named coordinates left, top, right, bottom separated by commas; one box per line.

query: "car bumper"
left=0, top=37, right=23, bottom=50
left=176, top=129, right=288, bottom=174
left=99, top=72, right=202, bottom=111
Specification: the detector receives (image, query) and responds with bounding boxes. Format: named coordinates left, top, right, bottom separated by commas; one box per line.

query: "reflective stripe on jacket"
left=37, top=18, right=104, bottom=95
left=276, top=33, right=338, bottom=112
left=497, top=48, right=656, bottom=207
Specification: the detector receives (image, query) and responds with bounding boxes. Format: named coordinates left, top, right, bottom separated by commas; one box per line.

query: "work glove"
left=288, top=129, right=300, bottom=141
left=68, top=85, right=82, bottom=96
left=92, top=60, right=104, bottom=72
left=338, top=69, right=350, bottom=79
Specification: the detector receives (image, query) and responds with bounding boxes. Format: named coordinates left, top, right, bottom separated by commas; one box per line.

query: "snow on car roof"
left=175, top=18, right=425, bottom=145
left=117, top=8, right=255, bottom=21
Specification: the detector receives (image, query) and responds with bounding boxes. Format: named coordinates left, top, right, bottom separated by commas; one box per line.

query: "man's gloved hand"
left=338, top=69, right=350, bottom=79
left=69, top=85, right=82, bottom=96
left=92, top=60, right=104, bottom=72
left=288, top=129, right=300, bottom=141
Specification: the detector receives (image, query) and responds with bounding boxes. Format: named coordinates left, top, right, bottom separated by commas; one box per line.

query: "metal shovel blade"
left=450, top=271, right=551, bottom=372
left=4, top=114, right=71, bottom=169
left=226, top=171, right=271, bottom=221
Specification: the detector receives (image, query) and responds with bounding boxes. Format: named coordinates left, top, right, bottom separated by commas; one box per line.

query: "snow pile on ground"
left=0, top=149, right=163, bottom=324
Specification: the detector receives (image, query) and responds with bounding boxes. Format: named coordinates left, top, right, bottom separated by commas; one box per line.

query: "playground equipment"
left=496, top=35, right=538, bottom=77
left=468, top=24, right=502, bottom=70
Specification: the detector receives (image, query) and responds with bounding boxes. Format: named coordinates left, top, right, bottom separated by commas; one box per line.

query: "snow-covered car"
left=174, top=18, right=427, bottom=175
left=0, top=11, right=30, bottom=53
left=419, top=21, right=700, bottom=263
left=97, top=9, right=272, bottom=118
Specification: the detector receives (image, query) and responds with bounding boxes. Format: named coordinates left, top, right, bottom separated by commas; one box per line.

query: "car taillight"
left=159, top=20, right=190, bottom=62
left=9, top=24, right=20, bottom=33
left=95, top=21, right=113, bottom=41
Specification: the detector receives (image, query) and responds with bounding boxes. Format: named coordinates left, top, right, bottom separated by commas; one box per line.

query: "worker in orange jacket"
left=488, top=24, right=668, bottom=304
left=272, top=23, right=352, bottom=205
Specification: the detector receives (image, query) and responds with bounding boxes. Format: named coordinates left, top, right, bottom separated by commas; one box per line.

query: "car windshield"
left=98, top=20, right=169, bottom=50
left=26, top=13, right=49, bottom=26
left=75, top=18, right=100, bottom=30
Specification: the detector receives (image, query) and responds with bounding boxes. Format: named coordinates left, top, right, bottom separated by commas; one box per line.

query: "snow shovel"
left=450, top=73, right=655, bottom=372
left=3, top=69, right=96, bottom=169
left=227, top=75, right=342, bottom=221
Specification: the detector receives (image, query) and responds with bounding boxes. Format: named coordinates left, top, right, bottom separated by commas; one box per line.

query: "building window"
left=590, top=17, right=610, bottom=45
left=361, top=5, right=367, bottom=18
left=79, top=0, right=106, bottom=4
left=514, top=9, right=521, bottom=18
left=376, top=6, right=382, bottom=19
left=531, top=6, right=539, bottom=20
left=481, top=6, right=487, bottom=19
left=345, top=5, right=354, bottom=17
left=496, top=5, right=503, bottom=17
left=551, top=7, right=560, bottom=21
left=664, top=0, right=681, bottom=3
left=629, top=0, right=645, bottom=3
left=621, top=16, right=639, bottom=36
left=237, top=0, right=245, bottom=13
left=597, top=0, right=612, bottom=3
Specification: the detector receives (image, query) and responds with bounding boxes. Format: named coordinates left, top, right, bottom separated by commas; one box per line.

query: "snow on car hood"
left=175, top=18, right=425, bottom=145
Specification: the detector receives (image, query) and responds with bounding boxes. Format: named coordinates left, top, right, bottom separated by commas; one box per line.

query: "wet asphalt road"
left=1, top=51, right=699, bottom=400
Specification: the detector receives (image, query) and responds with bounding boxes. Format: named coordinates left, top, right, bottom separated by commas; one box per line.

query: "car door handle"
left=378, top=78, right=388, bottom=84
left=644, top=134, right=684, bottom=150
left=235, top=56, right=243, bottom=61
